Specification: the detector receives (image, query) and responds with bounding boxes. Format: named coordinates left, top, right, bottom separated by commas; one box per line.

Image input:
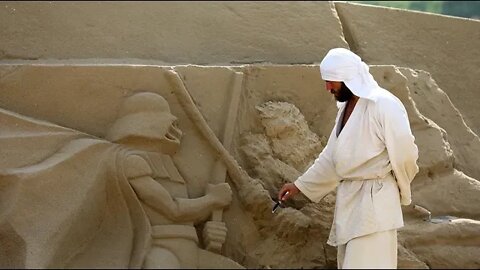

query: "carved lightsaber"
left=165, top=69, right=273, bottom=187
left=165, top=68, right=248, bottom=188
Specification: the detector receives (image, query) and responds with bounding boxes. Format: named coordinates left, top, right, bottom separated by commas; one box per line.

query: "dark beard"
left=334, top=83, right=354, bottom=102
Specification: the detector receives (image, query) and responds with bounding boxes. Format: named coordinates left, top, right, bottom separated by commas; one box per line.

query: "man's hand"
left=206, top=183, right=233, bottom=208
left=278, top=183, right=300, bottom=201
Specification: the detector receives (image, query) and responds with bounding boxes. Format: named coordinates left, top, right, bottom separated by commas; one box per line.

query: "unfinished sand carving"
left=239, top=101, right=337, bottom=267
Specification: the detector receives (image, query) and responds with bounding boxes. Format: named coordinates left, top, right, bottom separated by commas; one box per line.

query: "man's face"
left=325, top=81, right=353, bottom=102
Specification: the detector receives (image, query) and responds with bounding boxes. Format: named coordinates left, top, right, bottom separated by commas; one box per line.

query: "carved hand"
left=206, top=183, right=232, bottom=208
left=202, top=220, right=228, bottom=251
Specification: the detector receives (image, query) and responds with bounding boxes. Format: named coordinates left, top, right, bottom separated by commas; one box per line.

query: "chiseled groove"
left=331, top=2, right=360, bottom=55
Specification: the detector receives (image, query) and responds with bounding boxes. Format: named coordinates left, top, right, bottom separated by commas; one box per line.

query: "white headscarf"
left=320, top=48, right=381, bottom=102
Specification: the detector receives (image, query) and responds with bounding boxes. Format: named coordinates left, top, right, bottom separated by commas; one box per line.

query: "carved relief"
left=0, top=90, right=243, bottom=269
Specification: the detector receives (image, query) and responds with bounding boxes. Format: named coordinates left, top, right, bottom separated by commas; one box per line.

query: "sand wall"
left=0, top=1, right=347, bottom=64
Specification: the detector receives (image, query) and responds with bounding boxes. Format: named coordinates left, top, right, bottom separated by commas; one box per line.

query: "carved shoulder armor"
left=125, top=154, right=153, bottom=179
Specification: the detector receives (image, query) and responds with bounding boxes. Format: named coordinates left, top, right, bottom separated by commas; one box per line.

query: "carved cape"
left=0, top=109, right=150, bottom=268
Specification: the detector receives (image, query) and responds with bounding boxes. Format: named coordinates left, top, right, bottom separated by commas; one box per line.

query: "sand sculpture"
left=0, top=1, right=479, bottom=269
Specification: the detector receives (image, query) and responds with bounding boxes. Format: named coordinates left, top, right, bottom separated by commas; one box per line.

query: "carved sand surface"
left=0, top=1, right=479, bottom=269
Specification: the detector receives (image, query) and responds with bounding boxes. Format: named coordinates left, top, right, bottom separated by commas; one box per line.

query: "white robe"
left=294, top=88, right=419, bottom=246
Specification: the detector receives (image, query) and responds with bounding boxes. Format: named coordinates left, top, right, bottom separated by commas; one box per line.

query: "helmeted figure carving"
left=106, top=92, right=242, bottom=269
left=0, top=92, right=241, bottom=269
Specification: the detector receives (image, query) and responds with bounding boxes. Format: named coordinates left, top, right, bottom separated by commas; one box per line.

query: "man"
left=278, top=48, right=419, bottom=269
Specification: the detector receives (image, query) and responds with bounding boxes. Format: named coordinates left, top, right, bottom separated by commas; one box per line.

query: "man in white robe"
left=278, top=48, right=419, bottom=269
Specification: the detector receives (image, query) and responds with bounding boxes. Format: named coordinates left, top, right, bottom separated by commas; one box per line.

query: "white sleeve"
left=294, top=127, right=341, bottom=203
left=378, top=97, right=419, bottom=205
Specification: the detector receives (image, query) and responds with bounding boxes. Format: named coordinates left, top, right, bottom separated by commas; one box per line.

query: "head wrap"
left=320, top=48, right=381, bottom=102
